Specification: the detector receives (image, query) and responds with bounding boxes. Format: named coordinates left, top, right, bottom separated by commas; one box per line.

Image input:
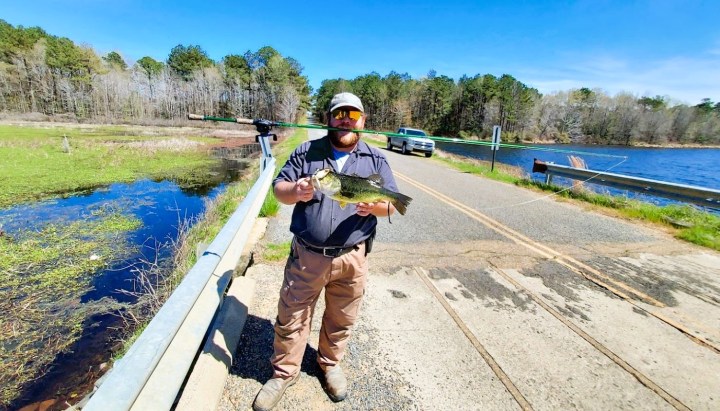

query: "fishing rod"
left=187, top=114, right=634, bottom=211
left=187, top=114, right=628, bottom=160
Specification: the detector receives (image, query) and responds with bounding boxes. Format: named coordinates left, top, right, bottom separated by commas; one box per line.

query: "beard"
left=329, top=129, right=360, bottom=149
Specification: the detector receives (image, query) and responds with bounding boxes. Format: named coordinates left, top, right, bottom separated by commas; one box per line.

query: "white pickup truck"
left=386, top=127, right=435, bottom=157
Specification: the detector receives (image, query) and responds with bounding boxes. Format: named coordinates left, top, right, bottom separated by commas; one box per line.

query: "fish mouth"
left=311, top=168, right=331, bottom=190
left=311, top=176, right=319, bottom=190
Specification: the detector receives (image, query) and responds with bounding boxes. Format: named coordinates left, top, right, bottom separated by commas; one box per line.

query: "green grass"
left=259, top=193, right=281, bottom=217
left=258, top=128, right=308, bottom=217
left=262, top=241, right=292, bottom=262
left=0, top=125, right=220, bottom=208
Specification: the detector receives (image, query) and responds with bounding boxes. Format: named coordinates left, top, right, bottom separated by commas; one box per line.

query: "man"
left=253, top=92, right=401, bottom=411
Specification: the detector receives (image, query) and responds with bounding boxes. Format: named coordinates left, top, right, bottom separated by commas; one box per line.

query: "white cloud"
left=521, top=52, right=720, bottom=105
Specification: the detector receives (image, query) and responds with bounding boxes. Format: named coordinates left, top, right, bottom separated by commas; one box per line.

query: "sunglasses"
left=331, top=109, right=363, bottom=121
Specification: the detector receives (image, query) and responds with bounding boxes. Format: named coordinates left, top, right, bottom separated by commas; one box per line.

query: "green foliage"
left=136, top=56, right=164, bottom=77
left=258, top=128, right=309, bottom=217
left=677, top=225, right=720, bottom=250
left=413, top=74, right=455, bottom=134
left=274, top=128, right=308, bottom=166
left=246, top=45, right=279, bottom=69
left=314, top=70, right=538, bottom=139
left=638, top=95, right=667, bottom=111
left=695, top=98, right=716, bottom=115
left=0, top=19, right=48, bottom=63
left=452, top=74, right=497, bottom=136
left=167, top=44, right=213, bottom=79
left=0, top=19, right=717, bottom=143
left=45, top=36, right=103, bottom=82
left=495, top=74, right=540, bottom=134
left=222, top=53, right=251, bottom=86
left=103, top=51, right=127, bottom=70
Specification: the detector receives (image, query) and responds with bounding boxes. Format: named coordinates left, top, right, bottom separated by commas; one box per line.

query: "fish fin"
left=367, top=173, right=384, bottom=185
left=338, top=201, right=347, bottom=209
left=390, top=191, right=413, bottom=216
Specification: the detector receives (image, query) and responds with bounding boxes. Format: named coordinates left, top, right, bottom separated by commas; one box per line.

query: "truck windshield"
left=406, top=130, right=426, bottom=136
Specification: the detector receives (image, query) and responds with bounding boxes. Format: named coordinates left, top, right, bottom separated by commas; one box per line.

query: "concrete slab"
left=502, top=266, right=720, bottom=410
left=425, top=266, right=673, bottom=410
left=176, top=276, right=256, bottom=411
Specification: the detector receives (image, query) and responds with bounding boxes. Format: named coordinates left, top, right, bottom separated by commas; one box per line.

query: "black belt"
left=296, top=237, right=360, bottom=258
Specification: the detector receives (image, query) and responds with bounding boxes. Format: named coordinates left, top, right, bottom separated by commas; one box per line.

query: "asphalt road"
left=219, top=129, right=720, bottom=410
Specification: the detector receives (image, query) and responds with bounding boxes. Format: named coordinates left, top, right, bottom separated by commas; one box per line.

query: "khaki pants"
left=271, top=237, right=368, bottom=379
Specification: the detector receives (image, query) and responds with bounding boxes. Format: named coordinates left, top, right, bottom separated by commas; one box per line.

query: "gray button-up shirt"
left=273, top=135, right=399, bottom=248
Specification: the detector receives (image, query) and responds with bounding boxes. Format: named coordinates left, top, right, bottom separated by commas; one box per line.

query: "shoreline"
left=3, top=120, right=718, bottom=149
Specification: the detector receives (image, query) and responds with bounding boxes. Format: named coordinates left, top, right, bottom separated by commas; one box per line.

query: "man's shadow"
left=229, top=314, right=322, bottom=382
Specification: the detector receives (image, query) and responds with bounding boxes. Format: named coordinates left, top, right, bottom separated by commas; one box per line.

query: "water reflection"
left=1, top=145, right=258, bottom=408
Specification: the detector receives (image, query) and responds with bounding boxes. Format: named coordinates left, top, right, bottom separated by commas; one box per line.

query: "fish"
left=311, top=168, right=412, bottom=215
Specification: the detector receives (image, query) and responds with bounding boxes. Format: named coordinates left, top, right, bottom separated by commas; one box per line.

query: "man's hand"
left=355, top=202, right=377, bottom=217
left=294, top=177, right=314, bottom=202
left=273, top=178, right=314, bottom=205
left=356, top=200, right=395, bottom=217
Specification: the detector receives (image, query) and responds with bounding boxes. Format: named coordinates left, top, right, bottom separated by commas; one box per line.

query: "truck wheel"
left=387, top=139, right=393, bottom=150
left=425, top=152, right=432, bottom=158
left=402, top=143, right=409, bottom=155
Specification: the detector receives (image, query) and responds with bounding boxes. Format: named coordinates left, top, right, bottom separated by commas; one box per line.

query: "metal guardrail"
left=84, top=135, right=276, bottom=410
left=532, top=159, right=720, bottom=208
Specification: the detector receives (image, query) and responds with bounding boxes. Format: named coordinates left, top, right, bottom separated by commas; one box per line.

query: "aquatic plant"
left=0, top=209, right=140, bottom=405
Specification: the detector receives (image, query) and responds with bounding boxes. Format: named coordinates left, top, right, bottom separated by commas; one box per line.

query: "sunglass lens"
left=331, top=109, right=361, bottom=121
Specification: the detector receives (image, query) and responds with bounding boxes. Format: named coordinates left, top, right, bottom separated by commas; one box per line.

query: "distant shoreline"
left=367, top=132, right=720, bottom=149
left=4, top=119, right=719, bottom=149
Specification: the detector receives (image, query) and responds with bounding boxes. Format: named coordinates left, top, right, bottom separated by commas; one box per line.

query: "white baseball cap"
left=328, top=92, right=364, bottom=113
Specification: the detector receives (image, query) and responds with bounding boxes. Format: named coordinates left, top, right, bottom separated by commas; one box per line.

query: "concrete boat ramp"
left=178, top=145, right=720, bottom=411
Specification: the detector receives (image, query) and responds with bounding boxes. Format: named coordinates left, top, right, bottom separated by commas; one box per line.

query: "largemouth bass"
left=311, top=168, right=412, bottom=215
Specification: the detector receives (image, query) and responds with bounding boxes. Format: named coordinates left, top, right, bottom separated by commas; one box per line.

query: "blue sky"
left=2, top=0, right=719, bottom=105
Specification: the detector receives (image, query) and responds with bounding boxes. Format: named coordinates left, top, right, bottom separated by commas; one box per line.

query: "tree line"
left=315, top=73, right=720, bottom=145
left=0, top=20, right=311, bottom=123
left=2, top=19, right=719, bottom=145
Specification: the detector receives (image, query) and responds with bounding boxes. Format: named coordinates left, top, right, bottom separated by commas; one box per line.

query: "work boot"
left=252, top=373, right=299, bottom=411
left=323, top=365, right=348, bottom=402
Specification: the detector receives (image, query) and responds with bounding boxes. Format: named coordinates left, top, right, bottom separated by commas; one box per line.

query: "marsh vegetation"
left=0, top=122, right=266, bottom=408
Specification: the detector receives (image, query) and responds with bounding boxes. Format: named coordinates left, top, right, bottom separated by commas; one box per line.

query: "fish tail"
left=390, top=192, right=413, bottom=215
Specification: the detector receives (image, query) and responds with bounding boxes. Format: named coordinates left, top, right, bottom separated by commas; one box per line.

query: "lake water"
left=435, top=141, right=720, bottom=207
left=0, top=148, right=255, bottom=408
left=0, top=179, right=226, bottom=407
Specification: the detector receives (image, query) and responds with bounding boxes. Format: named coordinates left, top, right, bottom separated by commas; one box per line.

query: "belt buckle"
left=323, top=247, right=335, bottom=258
